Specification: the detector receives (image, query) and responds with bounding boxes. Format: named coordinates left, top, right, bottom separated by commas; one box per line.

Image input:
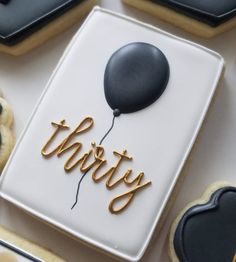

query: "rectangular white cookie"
left=0, top=7, right=224, bottom=262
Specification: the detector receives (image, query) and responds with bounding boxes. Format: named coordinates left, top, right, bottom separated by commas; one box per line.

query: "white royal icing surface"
left=0, top=7, right=224, bottom=262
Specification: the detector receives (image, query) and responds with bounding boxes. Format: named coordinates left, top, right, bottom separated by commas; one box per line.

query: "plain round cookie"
left=0, top=125, right=14, bottom=171
left=0, top=98, right=14, bottom=128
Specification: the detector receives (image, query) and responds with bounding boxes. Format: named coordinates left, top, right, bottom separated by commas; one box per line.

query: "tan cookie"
left=0, top=125, right=14, bottom=171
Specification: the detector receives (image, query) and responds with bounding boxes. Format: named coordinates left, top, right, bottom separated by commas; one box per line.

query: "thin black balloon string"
left=71, top=114, right=117, bottom=210
left=71, top=170, right=88, bottom=209
left=99, top=115, right=116, bottom=145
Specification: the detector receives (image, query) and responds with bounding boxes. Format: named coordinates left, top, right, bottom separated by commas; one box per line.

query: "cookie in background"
left=0, top=92, right=14, bottom=171
left=169, top=182, right=236, bottom=262
left=123, top=0, right=236, bottom=38
left=0, top=0, right=97, bottom=55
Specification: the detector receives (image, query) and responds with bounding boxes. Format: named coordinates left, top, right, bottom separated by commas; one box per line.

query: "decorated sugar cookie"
left=123, top=0, right=236, bottom=38
left=0, top=0, right=96, bottom=55
left=169, top=182, right=236, bottom=262
left=0, top=9, right=225, bottom=262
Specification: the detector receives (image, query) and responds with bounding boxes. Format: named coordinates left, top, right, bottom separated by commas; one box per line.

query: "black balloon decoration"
left=104, top=42, right=169, bottom=114
left=72, top=42, right=170, bottom=209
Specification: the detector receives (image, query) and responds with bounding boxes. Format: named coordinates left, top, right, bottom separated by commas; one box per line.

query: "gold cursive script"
left=41, top=117, right=152, bottom=214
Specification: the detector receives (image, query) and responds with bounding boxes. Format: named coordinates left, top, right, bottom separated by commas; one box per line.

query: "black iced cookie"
left=0, top=0, right=85, bottom=45
left=150, top=0, right=236, bottom=27
left=171, top=185, right=236, bottom=262
left=123, top=0, right=236, bottom=37
left=0, top=0, right=96, bottom=55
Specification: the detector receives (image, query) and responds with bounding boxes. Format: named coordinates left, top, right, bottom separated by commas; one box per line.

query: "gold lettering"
left=92, top=150, right=132, bottom=189
left=61, top=142, right=83, bottom=172
left=41, top=117, right=152, bottom=214
left=41, top=119, right=69, bottom=157
left=79, top=143, right=106, bottom=173
left=106, top=169, right=145, bottom=189
left=41, top=117, right=93, bottom=172
left=57, top=117, right=93, bottom=156
left=109, top=180, right=152, bottom=214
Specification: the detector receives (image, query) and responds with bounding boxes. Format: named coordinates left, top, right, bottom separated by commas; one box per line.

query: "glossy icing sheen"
left=174, top=187, right=236, bottom=262
left=0, top=8, right=224, bottom=262
left=104, top=42, right=169, bottom=114
left=0, top=0, right=85, bottom=45
left=151, top=0, right=236, bottom=26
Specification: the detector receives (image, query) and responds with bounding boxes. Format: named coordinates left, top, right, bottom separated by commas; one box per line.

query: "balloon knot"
left=113, top=109, right=121, bottom=117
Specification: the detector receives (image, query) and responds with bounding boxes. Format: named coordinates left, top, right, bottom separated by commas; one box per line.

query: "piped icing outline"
left=150, top=0, right=236, bottom=26
left=174, top=186, right=236, bottom=262
left=0, top=0, right=86, bottom=45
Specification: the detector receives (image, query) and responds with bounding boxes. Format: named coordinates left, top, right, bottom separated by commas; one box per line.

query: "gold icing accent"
left=41, top=117, right=94, bottom=172
left=109, top=181, right=152, bottom=214
left=41, top=119, right=70, bottom=157
left=41, top=117, right=152, bottom=214
left=92, top=150, right=133, bottom=188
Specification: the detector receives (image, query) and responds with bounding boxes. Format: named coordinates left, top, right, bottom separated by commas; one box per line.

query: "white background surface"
left=0, top=0, right=235, bottom=261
